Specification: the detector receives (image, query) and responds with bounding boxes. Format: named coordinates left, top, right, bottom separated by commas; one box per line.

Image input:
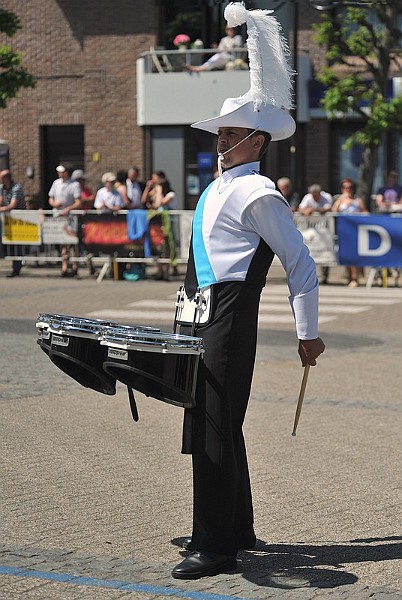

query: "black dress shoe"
left=182, top=529, right=256, bottom=551
left=172, top=551, right=237, bottom=580
left=6, top=271, right=20, bottom=278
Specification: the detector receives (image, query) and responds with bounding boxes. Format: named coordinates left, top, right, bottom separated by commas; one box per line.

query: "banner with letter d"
left=337, top=214, right=402, bottom=267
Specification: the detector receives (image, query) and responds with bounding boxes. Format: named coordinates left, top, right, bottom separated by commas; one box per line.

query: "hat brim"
left=191, top=101, right=295, bottom=141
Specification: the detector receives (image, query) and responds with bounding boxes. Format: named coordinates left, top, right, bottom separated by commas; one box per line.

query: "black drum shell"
left=49, top=332, right=116, bottom=395
left=103, top=347, right=200, bottom=408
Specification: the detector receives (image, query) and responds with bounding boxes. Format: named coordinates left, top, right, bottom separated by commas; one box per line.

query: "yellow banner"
left=1, top=212, right=41, bottom=244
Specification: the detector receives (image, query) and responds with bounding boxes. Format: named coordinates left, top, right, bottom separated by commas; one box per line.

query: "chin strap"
left=217, top=153, right=224, bottom=179
left=216, top=128, right=259, bottom=188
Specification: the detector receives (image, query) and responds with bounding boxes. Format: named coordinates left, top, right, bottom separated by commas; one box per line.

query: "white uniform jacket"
left=191, top=161, right=319, bottom=339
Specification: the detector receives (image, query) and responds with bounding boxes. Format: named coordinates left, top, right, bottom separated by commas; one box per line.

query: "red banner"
left=82, top=220, right=131, bottom=245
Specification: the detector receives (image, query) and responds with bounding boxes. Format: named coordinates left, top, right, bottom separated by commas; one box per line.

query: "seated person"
left=185, top=26, right=243, bottom=72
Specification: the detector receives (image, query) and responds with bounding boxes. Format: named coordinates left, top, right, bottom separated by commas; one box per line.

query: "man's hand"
left=298, top=337, right=325, bottom=366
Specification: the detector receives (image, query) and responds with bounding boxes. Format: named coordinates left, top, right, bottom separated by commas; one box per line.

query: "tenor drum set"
left=36, top=310, right=204, bottom=420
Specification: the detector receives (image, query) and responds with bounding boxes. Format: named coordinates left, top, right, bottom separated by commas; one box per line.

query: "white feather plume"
left=224, top=1, right=294, bottom=110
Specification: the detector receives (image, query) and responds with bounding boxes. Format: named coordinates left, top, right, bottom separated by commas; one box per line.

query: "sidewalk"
left=1, top=256, right=400, bottom=288
left=1, top=266, right=401, bottom=599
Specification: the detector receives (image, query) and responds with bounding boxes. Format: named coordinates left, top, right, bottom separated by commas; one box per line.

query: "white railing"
left=139, top=47, right=248, bottom=74
left=1, top=209, right=337, bottom=281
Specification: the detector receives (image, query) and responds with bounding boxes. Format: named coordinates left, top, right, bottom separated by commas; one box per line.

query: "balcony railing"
left=139, top=47, right=249, bottom=74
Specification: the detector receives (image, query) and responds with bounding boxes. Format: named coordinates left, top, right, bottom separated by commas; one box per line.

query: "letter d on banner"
left=358, top=224, right=392, bottom=257
left=337, top=214, right=402, bottom=267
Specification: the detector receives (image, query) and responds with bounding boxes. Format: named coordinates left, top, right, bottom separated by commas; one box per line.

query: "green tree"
left=0, top=7, right=35, bottom=109
left=313, top=2, right=402, bottom=206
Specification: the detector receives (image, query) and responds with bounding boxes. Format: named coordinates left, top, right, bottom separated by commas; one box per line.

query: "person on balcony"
left=185, top=25, right=243, bottom=72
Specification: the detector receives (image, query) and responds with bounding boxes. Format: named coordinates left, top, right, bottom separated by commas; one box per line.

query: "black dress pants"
left=181, top=282, right=262, bottom=556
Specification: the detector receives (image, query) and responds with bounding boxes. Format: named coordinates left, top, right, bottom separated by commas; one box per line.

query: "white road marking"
left=88, top=284, right=401, bottom=327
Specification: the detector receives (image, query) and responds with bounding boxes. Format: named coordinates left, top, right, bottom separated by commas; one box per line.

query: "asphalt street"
left=1, top=262, right=401, bottom=599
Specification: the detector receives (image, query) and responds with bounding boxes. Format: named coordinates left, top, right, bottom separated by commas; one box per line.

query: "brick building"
left=0, top=0, right=401, bottom=208
left=0, top=0, right=157, bottom=206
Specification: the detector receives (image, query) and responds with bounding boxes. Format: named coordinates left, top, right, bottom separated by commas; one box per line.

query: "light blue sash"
left=192, top=183, right=217, bottom=288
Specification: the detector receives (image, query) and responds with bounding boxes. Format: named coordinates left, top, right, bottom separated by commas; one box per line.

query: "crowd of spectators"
left=45, top=163, right=177, bottom=214
left=276, top=170, right=402, bottom=287
left=1, top=164, right=401, bottom=284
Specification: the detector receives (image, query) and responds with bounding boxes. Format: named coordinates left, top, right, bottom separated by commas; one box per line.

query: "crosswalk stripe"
left=87, top=309, right=175, bottom=322
left=260, top=304, right=368, bottom=314
left=86, top=309, right=336, bottom=326
left=88, top=283, right=400, bottom=327
left=120, top=299, right=370, bottom=314
left=262, top=285, right=402, bottom=299
left=262, top=297, right=396, bottom=306
left=169, top=286, right=402, bottom=302
left=259, top=315, right=336, bottom=325
left=309, top=297, right=396, bottom=305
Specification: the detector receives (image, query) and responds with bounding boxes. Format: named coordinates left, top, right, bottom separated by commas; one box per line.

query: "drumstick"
left=292, top=364, right=310, bottom=436
left=173, top=287, right=182, bottom=333
left=127, top=386, right=139, bottom=422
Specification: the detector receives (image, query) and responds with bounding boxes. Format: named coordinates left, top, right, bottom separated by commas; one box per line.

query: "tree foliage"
left=0, top=7, right=35, bottom=109
left=313, top=2, right=402, bottom=203
left=165, top=12, right=202, bottom=48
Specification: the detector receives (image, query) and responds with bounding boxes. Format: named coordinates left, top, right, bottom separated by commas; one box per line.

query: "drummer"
left=172, top=4, right=325, bottom=580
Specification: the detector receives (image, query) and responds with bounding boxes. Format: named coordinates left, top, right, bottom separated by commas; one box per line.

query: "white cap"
left=72, top=169, right=85, bottom=180
left=56, top=165, right=66, bottom=173
left=102, top=172, right=116, bottom=184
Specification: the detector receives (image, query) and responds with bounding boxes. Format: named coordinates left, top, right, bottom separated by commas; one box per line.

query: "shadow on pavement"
left=240, top=537, right=402, bottom=589
left=171, top=535, right=402, bottom=590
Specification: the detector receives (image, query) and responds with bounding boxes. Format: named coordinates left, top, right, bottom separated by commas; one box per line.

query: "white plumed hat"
left=191, top=2, right=296, bottom=141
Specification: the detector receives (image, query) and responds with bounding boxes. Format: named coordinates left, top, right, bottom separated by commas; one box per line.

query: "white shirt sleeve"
left=94, top=188, right=105, bottom=209
left=163, top=191, right=176, bottom=209
left=242, top=193, right=319, bottom=340
left=299, top=193, right=314, bottom=209
left=322, top=191, right=333, bottom=206
left=72, top=181, right=81, bottom=199
left=48, top=180, right=56, bottom=198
